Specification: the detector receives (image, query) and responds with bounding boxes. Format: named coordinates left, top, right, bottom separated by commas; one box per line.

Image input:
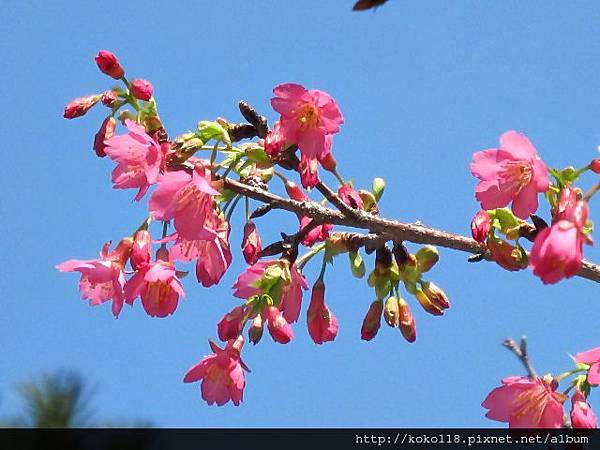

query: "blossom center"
left=295, top=103, right=320, bottom=129
left=501, top=161, right=533, bottom=193
left=145, top=280, right=171, bottom=306
left=512, top=385, right=547, bottom=423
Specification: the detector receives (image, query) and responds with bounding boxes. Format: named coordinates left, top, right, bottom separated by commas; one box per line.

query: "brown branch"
left=221, top=176, right=600, bottom=284
left=502, top=337, right=538, bottom=378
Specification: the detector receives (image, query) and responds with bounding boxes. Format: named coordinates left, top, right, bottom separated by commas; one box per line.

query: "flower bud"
left=348, top=251, right=366, bottom=278
left=63, top=95, right=100, bottom=119
left=131, top=229, right=152, bottom=270
left=242, top=221, right=262, bottom=265
left=375, top=246, right=393, bottom=276
left=248, top=314, right=264, bottom=345
left=487, top=238, right=527, bottom=272
left=361, top=300, right=383, bottom=341
left=284, top=180, right=307, bottom=201
left=591, top=159, right=600, bottom=174
left=415, top=288, right=444, bottom=316
left=383, top=296, right=400, bottom=327
left=358, top=190, right=378, bottom=214
left=372, top=177, right=385, bottom=202
left=94, top=50, right=124, bottom=79
left=109, top=237, right=134, bottom=265
left=217, top=306, right=245, bottom=342
left=398, top=298, right=416, bottom=343
left=266, top=306, right=293, bottom=344
left=422, top=281, right=450, bottom=310
left=471, top=210, right=491, bottom=243
left=320, top=152, right=337, bottom=172
left=307, top=280, right=338, bottom=344
left=93, top=116, right=116, bottom=158
left=101, top=90, right=119, bottom=108
left=264, top=121, right=285, bottom=157
left=571, top=390, right=597, bottom=429
left=555, top=185, right=579, bottom=221
left=130, top=78, right=153, bottom=101
left=415, top=246, right=439, bottom=273
left=338, top=184, right=364, bottom=210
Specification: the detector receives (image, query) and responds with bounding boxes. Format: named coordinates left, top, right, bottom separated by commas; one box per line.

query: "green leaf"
left=197, top=121, right=230, bottom=146
left=488, top=208, right=519, bottom=234
left=245, top=146, right=270, bottom=164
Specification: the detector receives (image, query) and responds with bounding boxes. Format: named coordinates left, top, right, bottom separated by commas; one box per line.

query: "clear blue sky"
left=2, top=1, right=600, bottom=427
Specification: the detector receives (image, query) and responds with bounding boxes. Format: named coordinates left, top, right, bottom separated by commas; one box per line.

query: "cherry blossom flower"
left=242, top=221, right=262, bottom=265
left=217, top=306, right=246, bottom=342
left=266, top=306, right=294, bottom=344
left=103, top=119, right=164, bottom=201
left=470, top=131, right=549, bottom=219
left=574, top=347, right=600, bottom=385
left=482, top=376, right=566, bottom=428
left=184, top=337, right=247, bottom=406
left=56, top=239, right=132, bottom=317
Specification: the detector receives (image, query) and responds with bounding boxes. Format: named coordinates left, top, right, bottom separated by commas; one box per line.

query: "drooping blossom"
left=398, top=298, right=416, bottom=343
left=103, top=119, right=164, bottom=201
left=169, top=212, right=232, bottom=287
left=307, top=281, right=338, bottom=344
left=56, top=238, right=132, bottom=317
left=571, top=390, right=597, bottom=428
left=124, top=254, right=185, bottom=318
left=482, top=376, right=566, bottom=428
left=93, top=116, right=116, bottom=157
left=271, top=83, right=343, bottom=188
left=266, top=306, right=294, bottom=344
left=232, top=259, right=308, bottom=323
left=148, top=164, right=220, bottom=240
left=470, top=131, right=549, bottom=219
left=248, top=314, right=264, bottom=345
left=184, top=337, right=247, bottom=407
left=217, top=306, right=246, bottom=342
left=574, top=347, right=600, bottom=385
left=242, top=221, right=262, bottom=265
left=338, top=184, right=364, bottom=210
left=95, top=50, right=124, bottom=79
left=361, top=300, right=383, bottom=341
left=130, top=78, right=153, bottom=101
left=471, top=210, right=491, bottom=243
left=529, top=221, right=584, bottom=284
left=63, top=95, right=100, bottom=119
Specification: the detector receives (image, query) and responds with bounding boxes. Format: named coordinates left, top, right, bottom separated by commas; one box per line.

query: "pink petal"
left=500, top=130, right=537, bottom=160
left=575, top=348, right=600, bottom=365
left=512, top=181, right=539, bottom=219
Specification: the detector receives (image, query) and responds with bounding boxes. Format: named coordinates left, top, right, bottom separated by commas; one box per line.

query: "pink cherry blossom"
left=470, top=131, right=549, bottom=219
left=56, top=239, right=132, bottom=317
left=242, top=221, right=262, bottom=265
left=338, top=183, right=363, bottom=210
left=103, top=119, right=164, bottom=201
left=264, top=120, right=285, bottom=157
left=148, top=165, right=220, bottom=240
left=300, top=216, right=333, bottom=247
left=169, top=213, right=232, bottom=287
left=571, top=390, right=597, bottom=428
left=130, top=229, right=152, bottom=270
left=184, top=338, right=247, bottom=407
left=575, top=347, right=600, bottom=385
left=482, top=376, right=566, bottom=428
left=217, top=306, right=246, bottom=342
left=307, top=281, right=339, bottom=344
left=529, top=221, right=583, bottom=284
left=124, top=259, right=185, bottom=318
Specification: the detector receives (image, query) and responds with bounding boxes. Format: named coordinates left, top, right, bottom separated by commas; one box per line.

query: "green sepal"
left=374, top=278, right=391, bottom=300
left=372, top=177, right=385, bottom=202
left=349, top=251, right=365, bottom=278
left=488, top=208, right=520, bottom=235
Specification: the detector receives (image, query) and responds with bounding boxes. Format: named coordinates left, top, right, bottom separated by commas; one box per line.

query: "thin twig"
left=502, top=337, right=538, bottom=378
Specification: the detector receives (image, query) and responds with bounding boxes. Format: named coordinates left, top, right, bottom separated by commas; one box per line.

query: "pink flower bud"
left=101, top=90, right=119, bottom=108
left=92, top=116, right=116, bottom=158
left=338, top=184, right=364, bottom=210
left=284, top=180, right=307, bottom=201
left=242, top=222, right=262, bottom=265
left=63, top=95, right=100, bottom=119
left=361, top=300, right=383, bottom=341
left=422, top=281, right=450, bottom=310
left=398, top=298, right=416, bottom=343
left=130, top=78, right=153, bottom=101
left=248, top=314, right=264, bottom=345
left=320, top=152, right=337, bottom=172
left=264, top=121, right=285, bottom=157
left=108, top=236, right=134, bottom=265
left=307, top=280, right=338, bottom=344
left=266, top=306, right=294, bottom=344
left=383, top=296, right=400, bottom=327
left=530, top=221, right=583, bottom=284
left=415, top=288, right=444, bottom=316
left=131, top=229, right=152, bottom=270
left=591, top=159, right=600, bottom=174
left=217, top=306, right=245, bottom=342
left=471, top=210, right=491, bottom=243
left=95, top=50, right=124, bottom=79
left=571, top=390, right=597, bottom=428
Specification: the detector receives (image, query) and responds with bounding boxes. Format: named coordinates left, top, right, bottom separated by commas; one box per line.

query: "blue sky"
left=2, top=1, right=600, bottom=427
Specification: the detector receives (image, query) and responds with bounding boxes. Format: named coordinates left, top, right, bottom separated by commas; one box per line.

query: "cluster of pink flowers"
left=483, top=345, right=600, bottom=428
left=470, top=130, right=594, bottom=285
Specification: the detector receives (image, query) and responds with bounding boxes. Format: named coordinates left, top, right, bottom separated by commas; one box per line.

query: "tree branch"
left=221, top=176, right=600, bottom=284
left=502, top=337, right=538, bottom=378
